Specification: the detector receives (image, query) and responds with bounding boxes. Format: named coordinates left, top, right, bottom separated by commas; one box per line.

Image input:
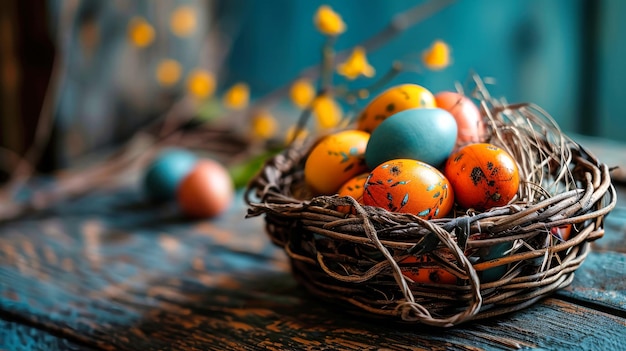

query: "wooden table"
left=1, top=137, right=625, bottom=351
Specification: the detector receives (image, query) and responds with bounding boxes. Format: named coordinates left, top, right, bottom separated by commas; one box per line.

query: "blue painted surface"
left=597, top=0, right=626, bottom=142
left=0, top=185, right=624, bottom=349
left=0, top=319, right=93, bottom=351
left=215, top=0, right=623, bottom=144
left=220, top=0, right=587, bottom=135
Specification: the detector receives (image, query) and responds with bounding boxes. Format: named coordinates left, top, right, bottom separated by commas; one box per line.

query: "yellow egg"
left=336, top=172, right=369, bottom=213
left=356, top=84, right=436, bottom=133
left=304, top=130, right=370, bottom=195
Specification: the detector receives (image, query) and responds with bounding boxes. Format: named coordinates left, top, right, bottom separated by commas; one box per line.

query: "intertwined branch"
left=245, top=77, right=616, bottom=327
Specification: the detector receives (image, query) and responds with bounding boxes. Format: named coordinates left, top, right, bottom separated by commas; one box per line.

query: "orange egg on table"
left=356, top=84, right=436, bottom=133
left=304, top=130, right=370, bottom=195
left=362, top=159, right=454, bottom=219
left=399, top=255, right=457, bottom=285
left=444, top=143, right=520, bottom=211
left=336, top=173, right=369, bottom=213
left=435, top=91, right=486, bottom=148
left=177, top=159, right=234, bottom=218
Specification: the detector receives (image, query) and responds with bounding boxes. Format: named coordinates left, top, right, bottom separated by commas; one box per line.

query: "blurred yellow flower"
left=290, top=78, right=316, bottom=108
left=171, top=6, right=197, bottom=37
left=251, top=110, right=278, bottom=139
left=128, top=17, right=155, bottom=48
left=337, top=47, right=375, bottom=80
left=358, top=89, right=370, bottom=100
left=422, top=40, right=451, bottom=71
left=187, top=70, right=216, bottom=99
left=314, top=5, right=346, bottom=36
left=223, top=83, right=250, bottom=110
left=156, top=59, right=182, bottom=87
left=285, top=125, right=309, bottom=145
left=312, top=94, right=343, bottom=130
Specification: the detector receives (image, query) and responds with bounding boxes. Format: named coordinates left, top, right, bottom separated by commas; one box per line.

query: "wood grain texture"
left=591, top=182, right=626, bottom=254
left=0, top=185, right=624, bottom=350
left=0, top=318, right=97, bottom=351
left=558, top=251, right=626, bottom=314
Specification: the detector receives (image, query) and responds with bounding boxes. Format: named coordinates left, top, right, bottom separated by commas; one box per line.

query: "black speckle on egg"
left=429, top=271, right=442, bottom=283
left=470, top=167, right=486, bottom=186
left=389, top=165, right=401, bottom=176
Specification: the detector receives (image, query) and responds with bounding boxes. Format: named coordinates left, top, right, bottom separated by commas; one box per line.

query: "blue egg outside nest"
left=143, top=148, right=198, bottom=201
left=365, top=108, right=457, bottom=169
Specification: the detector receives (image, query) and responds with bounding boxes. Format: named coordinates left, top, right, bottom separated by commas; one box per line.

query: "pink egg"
left=177, top=159, right=234, bottom=218
left=435, top=91, right=486, bottom=148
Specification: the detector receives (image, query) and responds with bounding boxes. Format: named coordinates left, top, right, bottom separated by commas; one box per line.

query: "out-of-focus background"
left=1, top=0, right=625, bottom=175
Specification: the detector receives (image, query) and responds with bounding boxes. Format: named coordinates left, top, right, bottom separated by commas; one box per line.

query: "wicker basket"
left=245, top=98, right=617, bottom=327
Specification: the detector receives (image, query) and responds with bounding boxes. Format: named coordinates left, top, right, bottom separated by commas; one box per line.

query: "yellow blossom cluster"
left=129, top=5, right=452, bottom=144
left=126, top=5, right=252, bottom=129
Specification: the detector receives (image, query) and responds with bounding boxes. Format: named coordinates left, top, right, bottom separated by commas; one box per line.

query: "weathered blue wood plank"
left=558, top=250, right=626, bottom=313
left=0, top=185, right=624, bottom=350
left=0, top=318, right=97, bottom=351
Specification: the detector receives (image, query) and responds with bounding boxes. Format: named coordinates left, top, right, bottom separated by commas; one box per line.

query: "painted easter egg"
left=362, top=159, right=454, bottom=219
left=399, top=255, right=457, bottom=285
left=434, top=91, right=486, bottom=148
left=357, top=84, right=436, bottom=133
left=143, top=148, right=197, bottom=201
left=550, top=224, right=573, bottom=241
left=364, top=108, right=457, bottom=169
left=444, top=143, right=520, bottom=211
left=336, top=173, right=369, bottom=213
left=177, top=159, right=234, bottom=218
left=304, top=130, right=370, bottom=195
left=470, top=239, right=514, bottom=283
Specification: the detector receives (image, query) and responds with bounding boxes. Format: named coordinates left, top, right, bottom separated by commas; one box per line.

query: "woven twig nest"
left=245, top=89, right=617, bottom=327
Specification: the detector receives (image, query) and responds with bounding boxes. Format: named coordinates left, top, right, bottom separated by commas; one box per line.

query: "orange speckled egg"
left=399, top=255, right=457, bottom=285
left=362, top=159, right=454, bottom=219
left=357, top=84, right=436, bottom=133
left=434, top=91, right=486, bottom=148
left=444, top=143, right=520, bottom=211
left=336, top=172, right=369, bottom=213
left=304, top=130, right=370, bottom=195
left=177, top=159, right=234, bottom=218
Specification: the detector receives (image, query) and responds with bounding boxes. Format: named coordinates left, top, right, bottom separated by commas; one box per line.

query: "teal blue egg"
left=364, top=108, right=457, bottom=169
left=143, top=148, right=198, bottom=201
left=477, top=241, right=513, bottom=283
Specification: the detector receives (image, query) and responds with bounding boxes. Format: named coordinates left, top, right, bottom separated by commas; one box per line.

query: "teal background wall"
left=218, top=0, right=623, bottom=142
left=597, top=0, right=626, bottom=142
left=1, top=0, right=624, bottom=173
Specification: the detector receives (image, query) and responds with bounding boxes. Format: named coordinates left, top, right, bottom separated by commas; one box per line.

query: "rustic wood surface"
left=0, top=138, right=625, bottom=351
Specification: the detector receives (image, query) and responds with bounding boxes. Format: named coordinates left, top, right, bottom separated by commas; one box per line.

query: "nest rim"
left=245, top=100, right=617, bottom=327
